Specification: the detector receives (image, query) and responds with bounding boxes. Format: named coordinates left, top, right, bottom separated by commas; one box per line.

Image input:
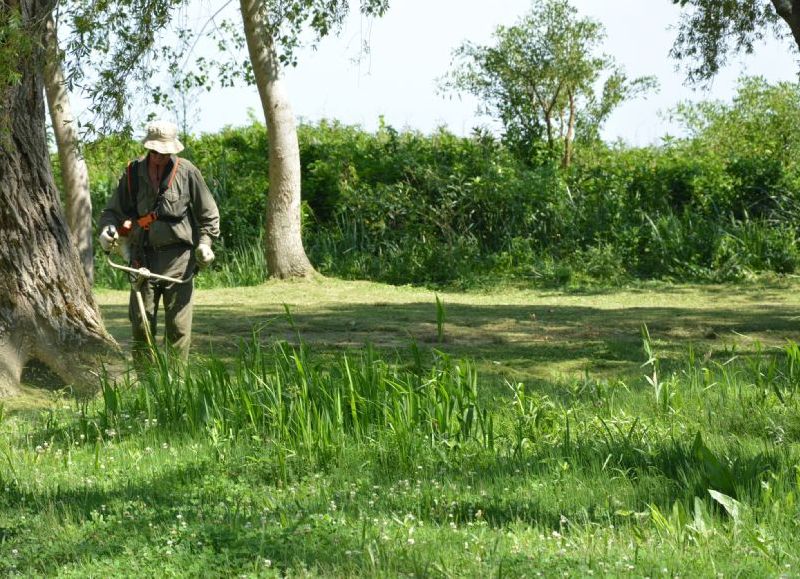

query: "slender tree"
left=235, top=0, right=389, bottom=278
left=239, top=0, right=314, bottom=277
left=44, top=11, right=93, bottom=284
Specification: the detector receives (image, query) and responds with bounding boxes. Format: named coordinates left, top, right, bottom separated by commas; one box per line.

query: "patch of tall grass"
left=93, top=331, right=800, bottom=497
left=99, top=338, right=494, bottom=470
left=7, top=332, right=800, bottom=575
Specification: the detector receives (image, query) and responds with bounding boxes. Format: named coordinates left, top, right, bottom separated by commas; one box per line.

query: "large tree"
left=443, top=0, right=655, bottom=167
left=0, top=0, right=117, bottom=397
left=671, top=0, right=800, bottom=83
left=1, top=0, right=184, bottom=397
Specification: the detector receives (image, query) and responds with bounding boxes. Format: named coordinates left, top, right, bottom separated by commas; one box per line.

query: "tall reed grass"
left=95, top=331, right=800, bottom=494
left=99, top=337, right=494, bottom=469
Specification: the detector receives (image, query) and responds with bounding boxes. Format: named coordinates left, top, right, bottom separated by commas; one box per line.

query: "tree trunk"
left=43, top=12, right=94, bottom=285
left=0, top=0, right=118, bottom=398
left=562, top=91, right=576, bottom=169
left=239, top=0, right=315, bottom=279
left=772, top=1, right=800, bottom=51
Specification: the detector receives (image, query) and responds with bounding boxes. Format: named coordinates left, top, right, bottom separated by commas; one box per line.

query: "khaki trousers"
left=129, top=244, right=196, bottom=362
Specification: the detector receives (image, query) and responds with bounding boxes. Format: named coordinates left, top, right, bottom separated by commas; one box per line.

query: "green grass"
left=3, top=278, right=800, bottom=576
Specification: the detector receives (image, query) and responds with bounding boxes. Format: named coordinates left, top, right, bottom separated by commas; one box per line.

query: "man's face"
left=149, top=151, right=171, bottom=166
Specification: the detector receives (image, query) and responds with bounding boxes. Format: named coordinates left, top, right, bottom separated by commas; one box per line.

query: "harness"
left=118, top=157, right=183, bottom=236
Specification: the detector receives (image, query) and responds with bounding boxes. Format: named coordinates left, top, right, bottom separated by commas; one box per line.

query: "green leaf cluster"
left=75, top=76, right=800, bottom=289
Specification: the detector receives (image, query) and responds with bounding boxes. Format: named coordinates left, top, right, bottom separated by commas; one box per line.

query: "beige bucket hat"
left=141, top=120, right=184, bottom=154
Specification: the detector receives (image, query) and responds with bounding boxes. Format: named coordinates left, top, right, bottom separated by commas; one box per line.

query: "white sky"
left=174, top=0, right=799, bottom=145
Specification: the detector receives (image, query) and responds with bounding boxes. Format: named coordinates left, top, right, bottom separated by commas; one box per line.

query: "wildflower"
left=407, top=538, right=415, bottom=545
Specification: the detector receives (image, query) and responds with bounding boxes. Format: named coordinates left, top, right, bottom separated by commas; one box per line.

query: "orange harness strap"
left=120, top=158, right=181, bottom=233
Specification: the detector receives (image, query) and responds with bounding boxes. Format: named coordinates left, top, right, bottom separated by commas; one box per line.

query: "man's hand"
left=99, top=225, right=118, bottom=253
left=195, top=244, right=215, bottom=268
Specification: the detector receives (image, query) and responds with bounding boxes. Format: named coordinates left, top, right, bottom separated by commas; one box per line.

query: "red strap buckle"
left=137, top=212, right=157, bottom=230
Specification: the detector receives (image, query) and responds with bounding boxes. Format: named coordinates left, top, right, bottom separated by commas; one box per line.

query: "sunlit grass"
left=3, top=326, right=800, bottom=575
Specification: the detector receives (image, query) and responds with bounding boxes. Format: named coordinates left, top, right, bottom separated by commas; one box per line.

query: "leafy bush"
left=73, top=77, right=800, bottom=288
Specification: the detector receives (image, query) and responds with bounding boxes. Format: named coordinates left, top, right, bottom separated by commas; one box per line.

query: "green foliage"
left=76, top=76, right=800, bottom=289
left=186, top=122, right=268, bottom=249
left=60, top=0, right=189, bottom=133
left=99, top=337, right=493, bottom=469
left=442, top=0, right=656, bottom=165
left=0, top=7, right=32, bottom=95
left=5, top=329, right=800, bottom=575
left=670, top=0, right=785, bottom=83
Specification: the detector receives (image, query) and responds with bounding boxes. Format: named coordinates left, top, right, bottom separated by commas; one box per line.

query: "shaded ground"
left=93, top=277, right=800, bottom=385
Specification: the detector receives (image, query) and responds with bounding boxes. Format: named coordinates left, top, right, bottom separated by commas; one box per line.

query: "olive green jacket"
left=99, top=155, right=220, bottom=249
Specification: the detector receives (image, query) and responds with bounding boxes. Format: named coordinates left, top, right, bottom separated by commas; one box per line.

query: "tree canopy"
left=671, top=0, right=800, bottom=83
left=442, top=0, right=655, bottom=166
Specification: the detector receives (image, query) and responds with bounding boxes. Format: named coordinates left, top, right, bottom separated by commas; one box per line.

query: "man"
left=98, top=120, right=220, bottom=361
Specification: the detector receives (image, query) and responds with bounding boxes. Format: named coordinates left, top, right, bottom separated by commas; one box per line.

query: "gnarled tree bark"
left=239, top=0, right=316, bottom=279
left=0, top=0, right=118, bottom=397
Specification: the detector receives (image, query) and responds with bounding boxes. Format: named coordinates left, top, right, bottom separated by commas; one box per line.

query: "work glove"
left=195, top=244, right=215, bottom=268
left=99, top=225, right=118, bottom=253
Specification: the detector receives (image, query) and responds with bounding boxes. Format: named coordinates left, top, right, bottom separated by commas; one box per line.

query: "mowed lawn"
left=99, top=276, right=800, bottom=381
left=3, top=278, right=800, bottom=577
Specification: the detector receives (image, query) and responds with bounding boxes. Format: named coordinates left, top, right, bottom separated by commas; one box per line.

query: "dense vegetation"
left=4, top=320, right=800, bottom=575
left=77, top=76, right=800, bottom=289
